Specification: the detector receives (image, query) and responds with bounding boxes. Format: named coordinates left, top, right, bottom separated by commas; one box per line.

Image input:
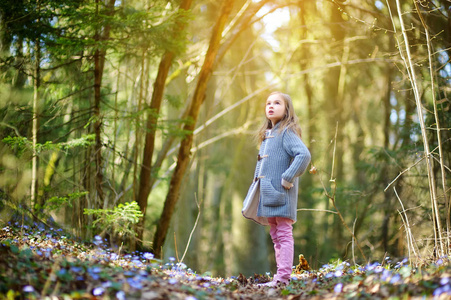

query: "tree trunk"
left=136, top=0, right=193, bottom=248
left=31, top=34, right=40, bottom=211
left=93, top=0, right=115, bottom=206
left=152, top=0, right=235, bottom=258
left=327, top=1, right=346, bottom=254
left=31, top=0, right=41, bottom=211
left=381, top=36, right=394, bottom=253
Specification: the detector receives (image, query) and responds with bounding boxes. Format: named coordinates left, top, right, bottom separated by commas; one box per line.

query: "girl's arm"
left=281, top=129, right=311, bottom=185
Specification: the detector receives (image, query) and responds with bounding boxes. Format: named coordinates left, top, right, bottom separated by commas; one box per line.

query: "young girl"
left=242, top=91, right=311, bottom=287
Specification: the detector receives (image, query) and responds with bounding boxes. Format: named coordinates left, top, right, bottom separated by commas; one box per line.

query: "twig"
left=319, top=123, right=367, bottom=262
left=297, top=208, right=338, bottom=214
left=174, top=232, right=179, bottom=262
left=179, top=193, right=203, bottom=265
left=352, top=218, right=357, bottom=266
left=330, top=122, right=338, bottom=182
left=384, top=156, right=426, bottom=192
left=394, top=187, right=419, bottom=265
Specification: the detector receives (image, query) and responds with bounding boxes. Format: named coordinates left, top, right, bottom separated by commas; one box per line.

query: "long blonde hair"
left=256, top=92, right=302, bottom=144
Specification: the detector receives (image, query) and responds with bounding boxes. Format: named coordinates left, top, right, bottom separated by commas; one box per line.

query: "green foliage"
left=84, top=201, right=143, bottom=238
left=1, top=137, right=28, bottom=157
left=2, top=134, right=95, bottom=156
left=40, top=191, right=88, bottom=212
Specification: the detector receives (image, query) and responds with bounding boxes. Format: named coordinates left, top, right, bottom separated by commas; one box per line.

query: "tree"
left=152, top=0, right=235, bottom=258
left=136, top=0, right=193, bottom=248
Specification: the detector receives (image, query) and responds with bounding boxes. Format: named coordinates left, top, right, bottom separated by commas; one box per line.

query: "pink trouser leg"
left=268, top=217, right=294, bottom=283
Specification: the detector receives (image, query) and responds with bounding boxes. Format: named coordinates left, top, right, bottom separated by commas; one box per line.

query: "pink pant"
left=268, top=217, right=294, bottom=283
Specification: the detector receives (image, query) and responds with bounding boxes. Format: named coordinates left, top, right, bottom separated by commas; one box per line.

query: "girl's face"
left=265, top=93, right=286, bottom=126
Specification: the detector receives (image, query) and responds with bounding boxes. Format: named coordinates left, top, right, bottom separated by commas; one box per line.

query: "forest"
left=1, top=0, right=451, bottom=298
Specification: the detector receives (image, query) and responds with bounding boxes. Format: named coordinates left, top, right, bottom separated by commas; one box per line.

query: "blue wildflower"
left=433, top=286, right=451, bottom=297
left=92, top=287, right=105, bottom=296
left=334, top=283, right=343, bottom=293
left=325, top=272, right=334, bottom=279
left=57, top=269, right=67, bottom=276
left=381, top=269, right=391, bottom=282
left=116, top=291, right=126, bottom=300
left=127, top=278, right=143, bottom=289
left=143, top=252, right=154, bottom=260
left=334, top=270, right=343, bottom=277
left=23, top=285, right=35, bottom=293
left=90, top=267, right=102, bottom=273
left=440, top=277, right=450, bottom=286
left=390, top=274, right=401, bottom=284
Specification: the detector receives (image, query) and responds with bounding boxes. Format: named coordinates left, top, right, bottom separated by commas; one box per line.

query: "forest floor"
left=1, top=224, right=451, bottom=299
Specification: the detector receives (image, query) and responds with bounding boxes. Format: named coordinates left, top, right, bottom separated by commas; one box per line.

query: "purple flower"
left=124, top=271, right=135, bottom=277
left=23, top=285, right=35, bottom=293
left=116, top=291, right=126, bottom=300
left=127, top=278, right=143, bottom=289
left=381, top=269, right=391, bottom=282
left=92, top=287, right=105, bottom=296
left=334, top=283, right=343, bottom=293
left=390, top=274, right=401, bottom=284
left=334, top=270, right=343, bottom=277
left=143, top=252, right=154, bottom=260
left=434, top=286, right=451, bottom=297
left=90, top=267, right=102, bottom=273
left=440, top=277, right=450, bottom=285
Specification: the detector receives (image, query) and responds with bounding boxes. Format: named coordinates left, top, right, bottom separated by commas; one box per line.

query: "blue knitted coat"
left=242, top=123, right=311, bottom=225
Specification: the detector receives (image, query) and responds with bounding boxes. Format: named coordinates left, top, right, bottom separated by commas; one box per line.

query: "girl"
left=242, top=91, right=311, bottom=287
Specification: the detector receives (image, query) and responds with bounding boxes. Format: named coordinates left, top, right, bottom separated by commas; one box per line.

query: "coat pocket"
left=260, top=178, right=285, bottom=207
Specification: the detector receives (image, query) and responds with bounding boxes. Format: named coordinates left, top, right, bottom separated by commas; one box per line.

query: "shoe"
left=256, top=280, right=288, bottom=288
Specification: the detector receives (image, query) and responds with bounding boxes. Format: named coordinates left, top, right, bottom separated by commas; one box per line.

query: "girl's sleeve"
left=281, top=129, right=311, bottom=184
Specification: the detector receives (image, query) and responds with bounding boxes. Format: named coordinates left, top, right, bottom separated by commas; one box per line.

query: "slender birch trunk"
left=388, top=0, right=444, bottom=257
left=413, top=0, right=449, bottom=255
left=31, top=5, right=41, bottom=211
